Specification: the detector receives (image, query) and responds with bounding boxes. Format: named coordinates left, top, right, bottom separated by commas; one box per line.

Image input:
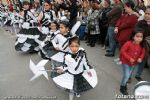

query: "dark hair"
left=50, top=21, right=59, bottom=29
left=59, top=20, right=70, bottom=29
left=125, top=0, right=135, bottom=10
left=131, top=28, right=145, bottom=48
left=33, top=1, right=40, bottom=8
left=105, top=0, right=111, bottom=5
left=92, top=0, right=99, bottom=4
left=23, top=1, right=30, bottom=6
left=140, top=0, right=144, bottom=3
left=69, top=36, right=80, bottom=45
left=44, top=0, right=51, bottom=5
left=146, top=6, right=150, bottom=10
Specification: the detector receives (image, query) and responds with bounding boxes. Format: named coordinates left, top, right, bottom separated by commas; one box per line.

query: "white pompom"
left=22, top=22, right=30, bottom=29
left=60, top=16, right=67, bottom=21
left=41, top=27, right=49, bottom=34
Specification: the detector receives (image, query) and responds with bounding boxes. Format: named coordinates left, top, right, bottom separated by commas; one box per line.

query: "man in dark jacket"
left=105, top=0, right=123, bottom=57
left=99, top=0, right=112, bottom=46
left=58, top=0, right=78, bottom=28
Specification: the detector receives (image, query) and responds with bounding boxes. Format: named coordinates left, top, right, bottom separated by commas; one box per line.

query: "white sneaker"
left=75, top=93, right=81, bottom=98
left=114, top=58, right=120, bottom=62
left=116, top=61, right=122, bottom=65
left=102, top=45, right=106, bottom=50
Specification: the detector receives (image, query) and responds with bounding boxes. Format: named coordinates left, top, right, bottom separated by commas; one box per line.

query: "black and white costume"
left=60, top=33, right=73, bottom=51
left=15, top=10, right=43, bottom=53
left=40, top=10, right=56, bottom=35
left=49, top=32, right=73, bottom=61
left=39, top=30, right=60, bottom=59
left=39, top=31, right=71, bottom=59
left=51, top=48, right=98, bottom=94
left=3, top=11, right=12, bottom=26
left=11, top=12, right=23, bottom=24
left=58, top=10, right=65, bottom=20
left=11, top=12, right=24, bottom=33
left=0, top=9, right=5, bottom=26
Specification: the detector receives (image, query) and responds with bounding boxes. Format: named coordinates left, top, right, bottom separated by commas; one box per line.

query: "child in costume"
left=40, top=20, right=72, bottom=59
left=38, top=0, right=56, bottom=35
left=39, top=21, right=60, bottom=59
left=15, top=1, right=43, bottom=53
left=51, top=37, right=98, bottom=100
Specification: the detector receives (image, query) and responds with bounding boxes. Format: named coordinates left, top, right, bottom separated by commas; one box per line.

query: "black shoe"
left=120, top=86, right=128, bottom=95
left=29, top=50, right=38, bottom=54
left=106, top=49, right=110, bottom=52
left=144, top=65, right=149, bottom=68
left=135, top=76, right=143, bottom=81
left=90, top=44, right=95, bottom=47
left=105, top=53, right=114, bottom=57
left=87, top=43, right=90, bottom=46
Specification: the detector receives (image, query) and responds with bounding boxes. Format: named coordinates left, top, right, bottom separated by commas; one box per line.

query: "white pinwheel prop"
left=70, top=21, right=81, bottom=36
left=29, top=59, right=49, bottom=81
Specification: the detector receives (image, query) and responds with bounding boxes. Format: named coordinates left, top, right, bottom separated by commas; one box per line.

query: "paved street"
left=0, top=28, right=150, bottom=100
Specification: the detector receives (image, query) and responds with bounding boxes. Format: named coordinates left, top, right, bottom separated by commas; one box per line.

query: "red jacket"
left=116, top=13, right=138, bottom=47
left=120, top=41, right=145, bottom=66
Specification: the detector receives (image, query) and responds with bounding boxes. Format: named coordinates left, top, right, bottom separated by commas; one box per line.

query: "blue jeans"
left=135, top=57, right=146, bottom=77
left=121, top=64, right=137, bottom=86
left=107, top=26, right=117, bottom=55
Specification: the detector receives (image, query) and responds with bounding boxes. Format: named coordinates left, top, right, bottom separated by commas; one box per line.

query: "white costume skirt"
left=38, top=41, right=58, bottom=59
left=15, top=28, right=45, bottom=53
left=51, top=68, right=98, bottom=93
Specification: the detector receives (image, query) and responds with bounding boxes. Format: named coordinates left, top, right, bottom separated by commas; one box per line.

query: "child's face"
left=44, top=2, right=50, bottom=10
left=145, top=8, right=150, bottom=21
left=69, top=42, right=80, bottom=54
left=133, top=32, right=143, bottom=44
left=23, top=4, right=30, bottom=10
left=50, top=23, right=57, bottom=30
left=59, top=24, right=69, bottom=35
left=104, top=1, right=109, bottom=7
left=124, top=5, right=132, bottom=13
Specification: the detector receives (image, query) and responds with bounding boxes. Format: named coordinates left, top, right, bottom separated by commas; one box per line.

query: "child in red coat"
left=120, top=29, right=145, bottom=95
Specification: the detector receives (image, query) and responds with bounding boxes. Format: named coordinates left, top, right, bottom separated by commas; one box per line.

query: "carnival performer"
left=3, top=7, right=13, bottom=33
left=15, top=1, right=43, bottom=53
left=38, top=0, right=56, bottom=35
left=11, top=8, right=24, bottom=34
left=51, top=36, right=98, bottom=100
left=0, top=5, right=5, bottom=26
left=39, top=19, right=71, bottom=59
left=39, top=21, right=60, bottom=59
